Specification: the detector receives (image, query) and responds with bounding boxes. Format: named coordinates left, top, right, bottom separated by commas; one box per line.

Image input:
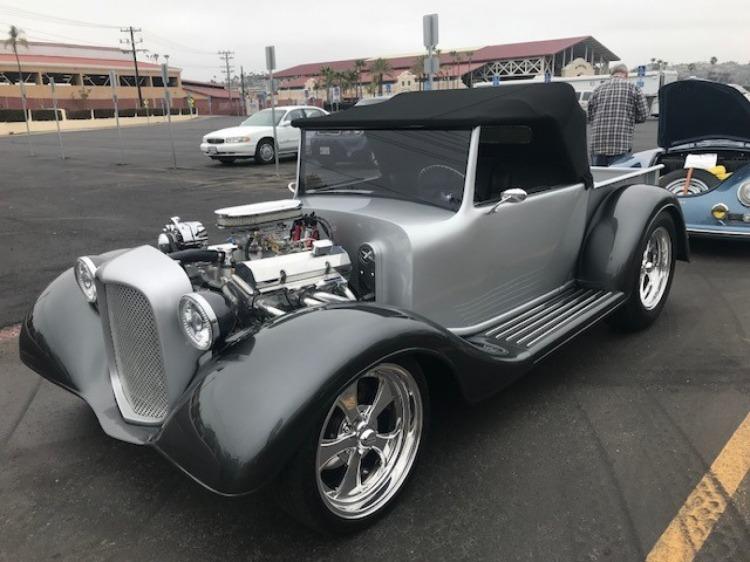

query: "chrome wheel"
left=258, top=142, right=274, bottom=163
left=639, top=226, right=672, bottom=310
left=664, top=178, right=710, bottom=196
left=316, top=363, right=423, bottom=519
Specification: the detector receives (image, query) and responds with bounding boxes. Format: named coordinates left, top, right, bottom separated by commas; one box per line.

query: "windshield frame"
left=297, top=127, right=475, bottom=212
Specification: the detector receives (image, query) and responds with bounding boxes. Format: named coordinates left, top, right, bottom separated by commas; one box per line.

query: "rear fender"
left=577, top=183, right=688, bottom=295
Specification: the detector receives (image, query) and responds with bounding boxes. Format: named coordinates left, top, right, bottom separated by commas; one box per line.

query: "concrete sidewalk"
left=0, top=114, right=203, bottom=136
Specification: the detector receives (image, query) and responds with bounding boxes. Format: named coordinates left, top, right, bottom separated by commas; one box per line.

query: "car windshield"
left=240, top=109, right=285, bottom=127
left=299, top=129, right=472, bottom=211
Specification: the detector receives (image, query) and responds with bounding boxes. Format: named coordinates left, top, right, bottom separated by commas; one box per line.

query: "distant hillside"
left=667, top=61, right=750, bottom=88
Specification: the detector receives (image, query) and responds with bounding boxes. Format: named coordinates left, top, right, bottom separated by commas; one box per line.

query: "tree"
left=319, top=66, right=336, bottom=103
left=410, top=55, right=426, bottom=91
left=464, top=51, right=474, bottom=87
left=448, top=50, right=459, bottom=87
left=369, top=58, right=392, bottom=96
left=4, top=25, right=28, bottom=89
left=4, top=25, right=33, bottom=151
left=353, top=58, right=367, bottom=98
left=710, top=56, right=718, bottom=65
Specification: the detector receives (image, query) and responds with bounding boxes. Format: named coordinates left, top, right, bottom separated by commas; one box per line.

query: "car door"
left=447, top=127, right=590, bottom=330
left=278, top=109, right=305, bottom=153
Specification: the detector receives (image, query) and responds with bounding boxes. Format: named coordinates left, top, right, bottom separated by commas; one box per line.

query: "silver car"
left=20, top=84, right=688, bottom=534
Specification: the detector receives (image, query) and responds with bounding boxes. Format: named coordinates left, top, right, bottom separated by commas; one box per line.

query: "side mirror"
left=288, top=181, right=297, bottom=194
left=488, top=188, right=527, bottom=214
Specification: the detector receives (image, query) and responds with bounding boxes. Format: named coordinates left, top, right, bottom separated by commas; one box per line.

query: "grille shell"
left=206, top=138, right=225, bottom=144
left=105, top=283, right=169, bottom=422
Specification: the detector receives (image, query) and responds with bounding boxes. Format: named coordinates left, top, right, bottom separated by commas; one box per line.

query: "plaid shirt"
left=588, top=78, right=649, bottom=156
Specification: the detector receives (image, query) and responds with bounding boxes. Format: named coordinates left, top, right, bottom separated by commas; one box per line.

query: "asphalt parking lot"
left=1, top=118, right=749, bottom=561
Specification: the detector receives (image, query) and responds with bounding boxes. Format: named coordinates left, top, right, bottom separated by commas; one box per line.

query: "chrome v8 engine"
left=156, top=199, right=354, bottom=328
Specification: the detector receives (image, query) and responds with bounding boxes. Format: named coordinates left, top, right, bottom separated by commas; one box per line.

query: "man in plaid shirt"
left=588, top=64, right=649, bottom=166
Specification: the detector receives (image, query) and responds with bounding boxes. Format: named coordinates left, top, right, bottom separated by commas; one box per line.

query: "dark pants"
left=591, top=153, right=630, bottom=166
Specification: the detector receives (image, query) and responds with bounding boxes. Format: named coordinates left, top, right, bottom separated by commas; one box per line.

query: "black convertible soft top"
left=294, top=83, right=592, bottom=187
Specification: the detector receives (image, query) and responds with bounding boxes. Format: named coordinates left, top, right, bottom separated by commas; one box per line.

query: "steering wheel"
left=416, top=164, right=465, bottom=208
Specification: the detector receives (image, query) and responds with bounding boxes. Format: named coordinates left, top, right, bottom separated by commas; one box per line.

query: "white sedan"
left=200, top=106, right=328, bottom=165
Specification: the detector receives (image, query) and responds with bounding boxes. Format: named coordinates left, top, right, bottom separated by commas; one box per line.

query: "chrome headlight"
left=225, top=136, right=251, bottom=144
left=738, top=182, right=750, bottom=207
left=178, top=293, right=219, bottom=351
left=74, top=257, right=98, bottom=303
left=178, top=292, right=233, bottom=351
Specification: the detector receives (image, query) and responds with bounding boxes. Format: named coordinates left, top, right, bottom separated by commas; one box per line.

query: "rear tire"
left=609, top=212, right=676, bottom=331
left=659, top=168, right=720, bottom=196
left=275, top=358, right=429, bottom=534
left=255, top=139, right=275, bottom=165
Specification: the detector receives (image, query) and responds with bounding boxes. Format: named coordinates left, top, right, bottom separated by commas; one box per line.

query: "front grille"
left=105, top=283, right=169, bottom=421
left=206, top=138, right=224, bottom=144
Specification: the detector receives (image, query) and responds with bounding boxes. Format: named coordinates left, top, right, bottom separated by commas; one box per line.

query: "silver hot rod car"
left=20, top=84, right=688, bottom=533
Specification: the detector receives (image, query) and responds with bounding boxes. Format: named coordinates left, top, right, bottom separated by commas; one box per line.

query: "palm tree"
left=4, top=25, right=33, bottom=153
left=448, top=50, right=458, bottom=87
left=353, top=58, right=367, bottom=98
left=464, top=51, right=474, bottom=87
left=369, top=58, right=392, bottom=96
left=319, top=66, right=336, bottom=103
left=410, top=55, right=426, bottom=91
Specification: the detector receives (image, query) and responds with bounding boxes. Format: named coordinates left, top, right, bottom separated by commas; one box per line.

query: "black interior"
left=474, top=125, right=570, bottom=204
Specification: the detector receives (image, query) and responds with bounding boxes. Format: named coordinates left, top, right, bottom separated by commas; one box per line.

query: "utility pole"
left=218, top=50, right=235, bottom=111
left=240, top=66, right=246, bottom=116
left=120, top=26, right=146, bottom=108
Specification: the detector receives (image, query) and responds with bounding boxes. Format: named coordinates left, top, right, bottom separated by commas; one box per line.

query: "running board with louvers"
left=469, top=286, right=624, bottom=359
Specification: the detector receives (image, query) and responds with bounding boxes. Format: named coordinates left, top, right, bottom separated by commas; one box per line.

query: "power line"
left=0, top=4, right=120, bottom=29
left=141, top=29, right=215, bottom=56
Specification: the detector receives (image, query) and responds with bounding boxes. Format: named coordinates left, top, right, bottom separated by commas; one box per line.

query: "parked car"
left=618, top=80, right=750, bottom=239
left=20, top=84, right=688, bottom=534
left=200, top=105, right=328, bottom=165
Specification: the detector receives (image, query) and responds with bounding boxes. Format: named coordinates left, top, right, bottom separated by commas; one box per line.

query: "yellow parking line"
left=645, top=412, right=750, bottom=562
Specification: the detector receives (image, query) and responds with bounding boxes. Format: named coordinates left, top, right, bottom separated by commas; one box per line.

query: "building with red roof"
left=0, top=41, right=197, bottom=112
left=274, top=36, right=619, bottom=105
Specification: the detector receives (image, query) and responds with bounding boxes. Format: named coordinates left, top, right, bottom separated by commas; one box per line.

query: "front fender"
left=577, top=183, right=689, bottom=294
left=153, top=304, right=525, bottom=496
left=19, top=256, right=157, bottom=444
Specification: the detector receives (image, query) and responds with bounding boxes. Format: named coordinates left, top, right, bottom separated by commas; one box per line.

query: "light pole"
left=266, top=45, right=280, bottom=176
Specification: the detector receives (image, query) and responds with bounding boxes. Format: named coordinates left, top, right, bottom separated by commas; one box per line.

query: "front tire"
left=255, top=139, right=276, bottom=165
left=610, top=212, right=676, bottom=331
left=275, top=359, right=429, bottom=534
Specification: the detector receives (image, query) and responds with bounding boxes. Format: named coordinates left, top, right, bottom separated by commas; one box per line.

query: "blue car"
left=623, top=80, right=750, bottom=239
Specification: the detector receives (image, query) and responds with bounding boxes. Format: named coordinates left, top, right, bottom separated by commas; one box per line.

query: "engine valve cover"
left=235, top=243, right=351, bottom=292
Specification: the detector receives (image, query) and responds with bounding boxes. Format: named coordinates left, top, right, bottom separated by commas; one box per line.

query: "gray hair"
left=611, top=64, right=629, bottom=76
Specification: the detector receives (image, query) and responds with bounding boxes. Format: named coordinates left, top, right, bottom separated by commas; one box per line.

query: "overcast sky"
left=1, top=0, right=747, bottom=80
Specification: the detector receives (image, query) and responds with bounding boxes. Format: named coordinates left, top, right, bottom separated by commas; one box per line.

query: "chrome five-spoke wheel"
left=316, top=363, right=423, bottom=520
left=639, top=226, right=672, bottom=310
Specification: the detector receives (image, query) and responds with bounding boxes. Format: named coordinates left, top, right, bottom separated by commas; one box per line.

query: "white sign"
left=331, top=86, right=341, bottom=103
left=424, top=55, right=439, bottom=75
left=423, top=14, right=438, bottom=49
left=684, top=153, right=718, bottom=170
left=265, top=45, right=276, bottom=72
